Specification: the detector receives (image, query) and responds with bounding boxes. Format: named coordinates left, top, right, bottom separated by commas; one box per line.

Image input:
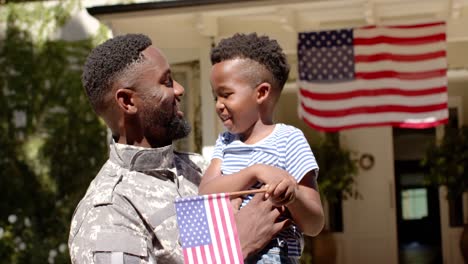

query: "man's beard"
left=167, top=115, right=191, bottom=141
left=143, top=106, right=191, bottom=142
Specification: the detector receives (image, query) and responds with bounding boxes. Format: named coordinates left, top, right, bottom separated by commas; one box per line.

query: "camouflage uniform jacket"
left=68, top=142, right=207, bottom=264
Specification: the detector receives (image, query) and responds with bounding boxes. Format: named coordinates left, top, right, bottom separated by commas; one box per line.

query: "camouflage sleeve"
left=94, top=252, right=153, bottom=264
left=69, top=205, right=154, bottom=264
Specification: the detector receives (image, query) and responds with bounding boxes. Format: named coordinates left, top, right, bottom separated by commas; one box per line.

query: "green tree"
left=0, top=1, right=110, bottom=262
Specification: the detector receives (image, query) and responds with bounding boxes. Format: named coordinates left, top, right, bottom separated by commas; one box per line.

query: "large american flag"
left=297, top=21, right=448, bottom=132
left=175, top=193, right=244, bottom=264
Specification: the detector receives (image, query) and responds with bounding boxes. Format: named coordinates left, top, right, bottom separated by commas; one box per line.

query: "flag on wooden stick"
left=175, top=193, right=244, bottom=264
left=297, top=21, right=448, bottom=132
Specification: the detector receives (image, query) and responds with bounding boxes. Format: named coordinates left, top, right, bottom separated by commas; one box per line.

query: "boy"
left=199, top=33, right=324, bottom=263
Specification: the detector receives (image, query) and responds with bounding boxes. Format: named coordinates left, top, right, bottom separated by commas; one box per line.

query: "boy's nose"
left=215, top=99, right=225, bottom=111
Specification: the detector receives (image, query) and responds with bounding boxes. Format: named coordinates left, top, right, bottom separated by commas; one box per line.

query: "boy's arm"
left=199, top=158, right=222, bottom=190
left=199, top=159, right=258, bottom=194
left=286, top=170, right=325, bottom=236
left=199, top=162, right=295, bottom=196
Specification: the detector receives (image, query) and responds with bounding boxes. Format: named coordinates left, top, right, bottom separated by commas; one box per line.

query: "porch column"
left=200, top=37, right=218, bottom=160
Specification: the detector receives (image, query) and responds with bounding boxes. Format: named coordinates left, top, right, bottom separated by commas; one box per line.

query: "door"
left=394, top=159, right=443, bottom=264
left=393, top=126, right=443, bottom=264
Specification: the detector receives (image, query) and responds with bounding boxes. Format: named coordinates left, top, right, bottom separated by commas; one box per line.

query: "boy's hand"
left=265, top=179, right=297, bottom=207
left=267, top=183, right=297, bottom=206
left=252, top=164, right=298, bottom=207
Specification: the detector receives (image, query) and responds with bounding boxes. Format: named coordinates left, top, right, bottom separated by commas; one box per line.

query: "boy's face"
left=210, top=59, right=260, bottom=136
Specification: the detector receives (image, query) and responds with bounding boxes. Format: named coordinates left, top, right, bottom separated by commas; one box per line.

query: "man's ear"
left=115, top=88, right=138, bottom=114
left=256, top=82, right=272, bottom=104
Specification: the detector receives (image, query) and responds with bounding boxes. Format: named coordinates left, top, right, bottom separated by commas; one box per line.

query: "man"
left=69, top=33, right=290, bottom=263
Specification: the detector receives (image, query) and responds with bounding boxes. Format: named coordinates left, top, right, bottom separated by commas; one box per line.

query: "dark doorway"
left=393, top=128, right=443, bottom=264
left=395, top=160, right=442, bottom=264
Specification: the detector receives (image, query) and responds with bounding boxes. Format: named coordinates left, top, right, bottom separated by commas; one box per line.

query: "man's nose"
left=174, top=81, right=184, bottom=96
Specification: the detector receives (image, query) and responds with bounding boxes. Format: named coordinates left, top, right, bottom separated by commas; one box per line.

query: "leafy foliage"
left=0, top=2, right=109, bottom=262
left=422, top=125, right=468, bottom=200
left=314, top=133, right=359, bottom=203
left=299, top=133, right=359, bottom=263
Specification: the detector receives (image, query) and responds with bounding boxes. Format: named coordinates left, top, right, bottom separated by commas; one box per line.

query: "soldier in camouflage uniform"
left=69, top=33, right=290, bottom=264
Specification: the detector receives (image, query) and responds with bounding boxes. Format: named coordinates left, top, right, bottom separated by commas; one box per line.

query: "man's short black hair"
left=210, top=33, right=290, bottom=90
left=82, top=33, right=152, bottom=113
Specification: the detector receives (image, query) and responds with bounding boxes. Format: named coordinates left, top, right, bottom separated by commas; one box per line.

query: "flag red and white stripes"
left=297, top=21, right=448, bottom=131
left=175, top=193, right=244, bottom=264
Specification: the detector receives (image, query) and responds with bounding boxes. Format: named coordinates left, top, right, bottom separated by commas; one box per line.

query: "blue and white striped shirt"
left=212, top=123, right=319, bottom=257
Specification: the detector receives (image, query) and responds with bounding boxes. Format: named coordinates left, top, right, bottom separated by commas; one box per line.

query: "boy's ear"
left=115, top=88, right=138, bottom=114
left=256, top=82, right=272, bottom=104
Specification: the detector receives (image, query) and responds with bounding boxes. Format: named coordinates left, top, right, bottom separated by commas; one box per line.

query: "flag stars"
left=298, top=28, right=354, bottom=81
left=175, top=196, right=212, bottom=248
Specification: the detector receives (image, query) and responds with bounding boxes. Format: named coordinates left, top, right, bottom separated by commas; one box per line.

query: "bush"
left=0, top=2, right=110, bottom=262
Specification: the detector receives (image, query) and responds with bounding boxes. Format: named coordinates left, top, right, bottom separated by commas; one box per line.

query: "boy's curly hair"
left=210, top=33, right=290, bottom=90
left=82, top=33, right=152, bottom=113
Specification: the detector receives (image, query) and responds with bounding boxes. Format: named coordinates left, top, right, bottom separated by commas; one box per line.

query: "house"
left=85, top=1, right=468, bottom=263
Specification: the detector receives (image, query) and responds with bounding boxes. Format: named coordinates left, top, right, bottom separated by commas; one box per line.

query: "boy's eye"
left=213, top=91, right=232, bottom=101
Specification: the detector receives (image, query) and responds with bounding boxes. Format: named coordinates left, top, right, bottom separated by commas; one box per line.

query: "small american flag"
left=175, top=193, right=244, bottom=264
left=298, top=21, right=448, bottom=131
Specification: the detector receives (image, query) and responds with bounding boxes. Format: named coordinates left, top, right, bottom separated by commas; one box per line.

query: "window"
left=401, top=188, right=428, bottom=220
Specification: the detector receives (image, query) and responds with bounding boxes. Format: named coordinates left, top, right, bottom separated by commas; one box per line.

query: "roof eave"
left=87, top=0, right=263, bottom=16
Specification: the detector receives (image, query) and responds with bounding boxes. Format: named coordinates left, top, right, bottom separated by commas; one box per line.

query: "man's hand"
left=233, top=193, right=291, bottom=259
